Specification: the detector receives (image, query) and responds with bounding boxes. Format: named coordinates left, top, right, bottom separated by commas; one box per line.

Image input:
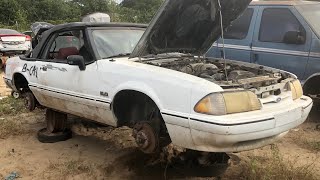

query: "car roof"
left=250, top=1, right=319, bottom=6
left=0, top=28, right=20, bottom=34
left=0, top=28, right=19, bottom=32
left=47, top=22, right=147, bottom=33
left=0, top=28, right=16, bottom=30
left=31, top=22, right=147, bottom=59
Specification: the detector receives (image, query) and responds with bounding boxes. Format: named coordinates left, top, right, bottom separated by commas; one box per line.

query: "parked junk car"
left=82, top=13, right=111, bottom=23
left=22, top=31, right=33, bottom=37
left=30, top=22, right=54, bottom=48
left=0, top=28, right=32, bottom=69
left=3, top=0, right=313, bottom=154
left=206, top=1, right=320, bottom=102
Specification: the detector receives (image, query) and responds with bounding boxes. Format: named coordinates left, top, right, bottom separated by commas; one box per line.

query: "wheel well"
left=13, top=73, right=29, bottom=92
left=112, top=90, right=161, bottom=126
left=303, top=76, right=320, bottom=96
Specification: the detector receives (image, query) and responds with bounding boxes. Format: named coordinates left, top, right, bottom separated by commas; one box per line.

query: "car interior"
left=48, top=30, right=94, bottom=64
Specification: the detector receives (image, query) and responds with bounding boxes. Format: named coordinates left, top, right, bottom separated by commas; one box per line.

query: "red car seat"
left=57, top=47, right=79, bottom=60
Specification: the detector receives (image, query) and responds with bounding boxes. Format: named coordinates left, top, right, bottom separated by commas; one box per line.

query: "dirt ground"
left=1, top=71, right=320, bottom=180
left=0, top=72, right=11, bottom=97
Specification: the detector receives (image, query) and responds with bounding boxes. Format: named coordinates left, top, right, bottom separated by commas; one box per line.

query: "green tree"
left=0, top=0, right=21, bottom=25
left=70, top=0, right=114, bottom=16
left=0, top=0, right=164, bottom=31
left=119, top=0, right=163, bottom=23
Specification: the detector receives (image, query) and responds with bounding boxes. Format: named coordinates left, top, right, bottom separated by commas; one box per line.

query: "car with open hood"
left=3, top=0, right=312, bottom=153
left=206, top=1, right=320, bottom=103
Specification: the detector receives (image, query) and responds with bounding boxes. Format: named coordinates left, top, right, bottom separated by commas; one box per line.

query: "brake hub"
left=133, top=122, right=158, bottom=154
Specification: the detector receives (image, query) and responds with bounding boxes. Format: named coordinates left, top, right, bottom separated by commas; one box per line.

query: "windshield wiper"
left=105, top=53, right=131, bottom=59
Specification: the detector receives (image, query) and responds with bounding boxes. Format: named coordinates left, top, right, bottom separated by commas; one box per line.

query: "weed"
left=48, top=160, right=94, bottom=176
left=0, top=118, right=25, bottom=139
left=240, top=145, right=316, bottom=180
left=0, top=97, right=26, bottom=116
left=303, top=140, right=320, bottom=151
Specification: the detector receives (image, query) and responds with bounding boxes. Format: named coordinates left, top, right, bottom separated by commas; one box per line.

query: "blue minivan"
left=206, top=1, right=320, bottom=100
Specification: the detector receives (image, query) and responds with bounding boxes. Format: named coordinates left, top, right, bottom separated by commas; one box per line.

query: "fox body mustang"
left=4, top=0, right=312, bottom=153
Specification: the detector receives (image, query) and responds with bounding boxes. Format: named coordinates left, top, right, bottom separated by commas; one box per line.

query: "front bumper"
left=0, top=48, right=29, bottom=52
left=163, top=96, right=312, bottom=152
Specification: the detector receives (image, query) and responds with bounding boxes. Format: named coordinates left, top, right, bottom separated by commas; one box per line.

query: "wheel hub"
left=133, top=122, right=158, bottom=154
left=135, top=131, right=149, bottom=148
left=12, top=92, right=20, bottom=99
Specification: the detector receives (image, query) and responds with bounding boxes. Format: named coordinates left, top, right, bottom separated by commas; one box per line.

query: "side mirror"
left=283, top=31, right=306, bottom=45
left=67, top=55, right=86, bottom=71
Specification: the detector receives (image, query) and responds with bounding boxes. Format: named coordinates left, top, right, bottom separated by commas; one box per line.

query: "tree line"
left=0, top=0, right=164, bottom=31
left=2, top=0, right=320, bottom=32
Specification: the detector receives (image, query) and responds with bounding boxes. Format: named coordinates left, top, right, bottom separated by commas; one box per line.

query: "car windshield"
left=296, top=4, right=320, bottom=38
left=92, top=29, right=144, bottom=59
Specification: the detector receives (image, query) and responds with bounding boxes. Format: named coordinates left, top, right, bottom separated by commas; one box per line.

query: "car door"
left=206, top=7, right=257, bottom=63
left=30, top=29, right=116, bottom=126
left=251, top=6, right=312, bottom=79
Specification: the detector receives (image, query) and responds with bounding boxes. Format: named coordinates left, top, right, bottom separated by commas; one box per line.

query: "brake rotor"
left=133, top=122, right=159, bottom=154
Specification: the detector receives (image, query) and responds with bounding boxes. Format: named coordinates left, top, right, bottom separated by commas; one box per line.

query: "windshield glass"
left=92, top=29, right=144, bottom=59
left=296, top=4, right=320, bottom=38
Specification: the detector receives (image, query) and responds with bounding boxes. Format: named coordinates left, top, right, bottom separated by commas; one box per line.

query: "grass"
left=0, top=97, right=26, bottom=116
left=303, top=139, right=320, bottom=151
left=0, top=118, right=25, bottom=139
left=0, top=97, right=28, bottom=138
left=47, top=160, right=96, bottom=178
left=240, top=145, right=316, bottom=180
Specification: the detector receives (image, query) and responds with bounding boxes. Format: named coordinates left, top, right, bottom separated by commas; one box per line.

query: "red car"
left=0, top=28, right=31, bottom=69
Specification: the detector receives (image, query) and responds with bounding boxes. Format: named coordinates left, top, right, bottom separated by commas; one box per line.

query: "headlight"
left=289, top=80, right=303, bottom=100
left=194, top=91, right=262, bottom=116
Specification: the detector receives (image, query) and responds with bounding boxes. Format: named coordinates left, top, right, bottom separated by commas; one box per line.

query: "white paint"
left=4, top=55, right=313, bottom=153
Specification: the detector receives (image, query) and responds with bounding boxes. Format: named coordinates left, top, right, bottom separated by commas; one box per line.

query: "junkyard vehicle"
left=3, top=0, right=313, bottom=153
left=8, top=23, right=54, bottom=99
left=30, top=22, right=54, bottom=48
left=0, top=28, right=32, bottom=69
left=82, top=13, right=111, bottom=23
left=206, top=1, right=320, bottom=102
left=22, top=31, right=33, bottom=37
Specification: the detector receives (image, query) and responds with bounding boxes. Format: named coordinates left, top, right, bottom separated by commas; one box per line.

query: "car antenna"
left=217, top=0, right=229, bottom=83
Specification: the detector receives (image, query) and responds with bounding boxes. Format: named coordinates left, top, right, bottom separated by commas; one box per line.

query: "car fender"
left=112, top=81, right=163, bottom=110
left=5, top=57, right=32, bottom=90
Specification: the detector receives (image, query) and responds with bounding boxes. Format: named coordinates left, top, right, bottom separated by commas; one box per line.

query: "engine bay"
left=143, top=57, right=294, bottom=98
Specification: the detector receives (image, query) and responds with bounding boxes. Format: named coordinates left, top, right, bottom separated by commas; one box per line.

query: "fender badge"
left=100, top=91, right=109, bottom=97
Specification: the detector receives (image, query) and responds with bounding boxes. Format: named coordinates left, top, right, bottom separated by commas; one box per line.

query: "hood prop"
left=217, top=0, right=229, bottom=83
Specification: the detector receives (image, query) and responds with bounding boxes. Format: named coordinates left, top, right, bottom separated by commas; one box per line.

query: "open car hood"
left=130, top=0, right=251, bottom=58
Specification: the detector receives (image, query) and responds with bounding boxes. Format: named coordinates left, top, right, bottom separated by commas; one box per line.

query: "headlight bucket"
left=289, top=80, right=303, bottom=100
left=194, top=91, right=262, bottom=116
